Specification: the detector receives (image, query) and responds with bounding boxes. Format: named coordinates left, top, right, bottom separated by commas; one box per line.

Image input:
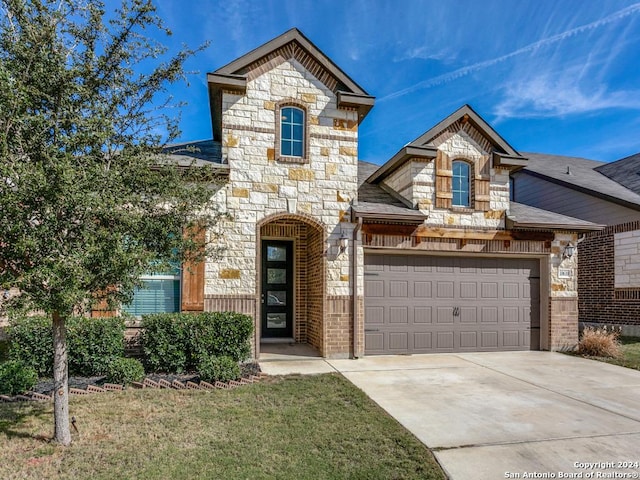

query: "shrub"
left=142, top=311, right=253, bottom=373
left=141, top=313, right=189, bottom=373
left=7, top=316, right=53, bottom=377
left=577, top=326, right=622, bottom=358
left=197, top=354, right=240, bottom=383
left=0, top=360, right=38, bottom=395
left=66, top=316, right=126, bottom=376
left=105, top=357, right=145, bottom=385
left=187, top=312, right=253, bottom=365
left=8, top=314, right=126, bottom=377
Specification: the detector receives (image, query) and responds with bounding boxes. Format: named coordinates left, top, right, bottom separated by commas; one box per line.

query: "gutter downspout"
left=352, top=216, right=363, bottom=359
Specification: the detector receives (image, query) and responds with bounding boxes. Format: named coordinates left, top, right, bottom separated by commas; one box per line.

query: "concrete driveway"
left=327, top=352, right=640, bottom=480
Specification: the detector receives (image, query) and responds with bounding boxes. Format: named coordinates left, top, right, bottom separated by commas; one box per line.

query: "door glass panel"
left=267, top=291, right=286, bottom=306
left=267, top=313, right=287, bottom=329
left=267, top=268, right=287, bottom=284
left=267, top=245, right=287, bottom=261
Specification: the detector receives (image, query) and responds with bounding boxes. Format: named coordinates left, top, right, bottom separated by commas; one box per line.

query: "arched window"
left=452, top=160, right=471, bottom=207
left=280, top=106, right=304, bottom=157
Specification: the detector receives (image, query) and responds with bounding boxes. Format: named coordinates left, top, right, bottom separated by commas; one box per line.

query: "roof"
left=357, top=161, right=602, bottom=231
left=367, top=104, right=528, bottom=184
left=163, top=140, right=229, bottom=171
left=519, top=152, right=640, bottom=210
left=507, top=202, right=604, bottom=231
left=355, top=161, right=427, bottom=222
left=594, top=153, right=640, bottom=194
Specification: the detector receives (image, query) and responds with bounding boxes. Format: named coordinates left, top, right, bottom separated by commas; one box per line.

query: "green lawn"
left=0, top=373, right=445, bottom=480
left=597, top=336, right=640, bottom=370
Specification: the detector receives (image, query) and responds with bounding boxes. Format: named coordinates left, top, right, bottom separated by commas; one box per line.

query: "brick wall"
left=579, top=221, right=640, bottom=327
left=549, top=297, right=578, bottom=350
left=306, top=225, right=325, bottom=354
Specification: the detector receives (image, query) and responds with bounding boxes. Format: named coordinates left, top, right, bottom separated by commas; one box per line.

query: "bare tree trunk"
left=52, top=311, right=71, bottom=446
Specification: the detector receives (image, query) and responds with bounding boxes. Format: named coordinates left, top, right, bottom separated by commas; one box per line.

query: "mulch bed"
left=1, top=362, right=263, bottom=402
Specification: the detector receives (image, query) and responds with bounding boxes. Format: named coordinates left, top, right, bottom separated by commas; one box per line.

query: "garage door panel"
left=414, top=257, right=434, bottom=272
left=460, top=331, right=477, bottom=348
left=365, top=332, right=384, bottom=353
left=414, top=306, right=432, bottom=323
left=389, top=306, right=408, bottom=324
left=365, top=280, right=384, bottom=297
left=503, top=330, right=520, bottom=347
left=503, top=283, right=519, bottom=298
left=460, top=307, right=477, bottom=323
left=437, top=282, right=454, bottom=298
left=436, top=307, right=454, bottom=324
left=389, top=280, right=408, bottom=297
left=365, top=306, right=384, bottom=325
left=481, top=282, right=498, bottom=298
left=460, top=282, right=477, bottom=299
left=503, top=306, right=519, bottom=323
left=436, top=332, right=454, bottom=349
left=364, top=255, right=539, bottom=355
left=414, top=332, right=432, bottom=349
left=414, top=281, right=432, bottom=298
left=481, top=331, right=499, bottom=348
left=481, top=307, right=498, bottom=323
left=388, top=332, right=409, bottom=350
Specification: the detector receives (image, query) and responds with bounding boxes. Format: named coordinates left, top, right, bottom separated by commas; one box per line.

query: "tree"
left=0, top=0, right=223, bottom=445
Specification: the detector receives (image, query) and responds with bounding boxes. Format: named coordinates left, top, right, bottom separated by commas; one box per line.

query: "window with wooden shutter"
left=435, top=150, right=453, bottom=209
left=474, top=153, right=491, bottom=212
left=181, top=226, right=205, bottom=312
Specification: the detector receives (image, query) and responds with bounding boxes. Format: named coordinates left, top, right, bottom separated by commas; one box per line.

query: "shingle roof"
left=594, top=153, right=640, bottom=194
left=163, top=140, right=228, bottom=171
left=356, top=161, right=427, bottom=221
left=520, top=152, right=640, bottom=209
left=357, top=161, right=600, bottom=230
left=507, top=202, right=603, bottom=231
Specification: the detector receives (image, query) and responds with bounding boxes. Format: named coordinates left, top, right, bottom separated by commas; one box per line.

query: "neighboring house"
left=98, top=28, right=600, bottom=358
left=512, top=153, right=640, bottom=336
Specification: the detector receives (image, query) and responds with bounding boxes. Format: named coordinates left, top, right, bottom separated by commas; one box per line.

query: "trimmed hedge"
left=142, top=312, right=252, bottom=373
left=0, top=360, right=38, bottom=395
left=197, top=354, right=240, bottom=383
left=105, top=357, right=145, bottom=385
left=7, top=315, right=126, bottom=377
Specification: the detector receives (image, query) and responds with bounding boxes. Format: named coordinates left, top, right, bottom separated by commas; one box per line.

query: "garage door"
left=364, top=254, right=540, bottom=354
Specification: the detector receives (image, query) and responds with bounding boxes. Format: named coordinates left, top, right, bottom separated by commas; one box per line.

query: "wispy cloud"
left=494, top=75, right=640, bottom=120
left=393, top=45, right=456, bottom=63
left=379, top=3, right=640, bottom=102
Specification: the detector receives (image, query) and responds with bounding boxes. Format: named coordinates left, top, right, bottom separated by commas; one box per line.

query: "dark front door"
left=261, top=240, right=294, bottom=338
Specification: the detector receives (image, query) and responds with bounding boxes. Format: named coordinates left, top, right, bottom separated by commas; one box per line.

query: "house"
left=119, top=28, right=602, bottom=358
left=512, top=153, right=640, bottom=336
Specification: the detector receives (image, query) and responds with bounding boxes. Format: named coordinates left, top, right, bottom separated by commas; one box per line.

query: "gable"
left=367, top=104, right=528, bottom=185
left=207, top=28, right=374, bottom=141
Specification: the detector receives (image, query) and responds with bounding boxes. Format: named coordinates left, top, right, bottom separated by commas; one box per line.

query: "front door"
left=261, top=240, right=294, bottom=338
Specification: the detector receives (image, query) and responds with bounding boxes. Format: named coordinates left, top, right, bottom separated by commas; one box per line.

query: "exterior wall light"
left=563, top=243, right=576, bottom=259
left=339, top=233, right=349, bottom=254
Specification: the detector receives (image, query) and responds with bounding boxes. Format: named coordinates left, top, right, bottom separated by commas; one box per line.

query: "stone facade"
left=199, top=30, right=588, bottom=358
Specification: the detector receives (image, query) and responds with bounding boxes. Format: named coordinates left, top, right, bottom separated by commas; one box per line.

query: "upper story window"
left=452, top=160, right=471, bottom=207
left=280, top=106, right=304, bottom=158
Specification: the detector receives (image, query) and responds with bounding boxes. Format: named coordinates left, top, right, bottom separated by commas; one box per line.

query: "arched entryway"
left=257, top=213, right=326, bottom=356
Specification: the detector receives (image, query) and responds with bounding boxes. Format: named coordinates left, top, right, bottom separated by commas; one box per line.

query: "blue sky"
left=149, top=0, right=640, bottom=165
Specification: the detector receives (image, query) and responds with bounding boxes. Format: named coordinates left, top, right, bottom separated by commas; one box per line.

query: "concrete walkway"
left=261, top=350, right=640, bottom=479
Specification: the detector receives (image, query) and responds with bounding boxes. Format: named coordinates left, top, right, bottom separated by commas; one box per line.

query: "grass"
left=592, top=336, right=640, bottom=370
left=574, top=336, right=640, bottom=371
left=0, top=374, right=445, bottom=480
